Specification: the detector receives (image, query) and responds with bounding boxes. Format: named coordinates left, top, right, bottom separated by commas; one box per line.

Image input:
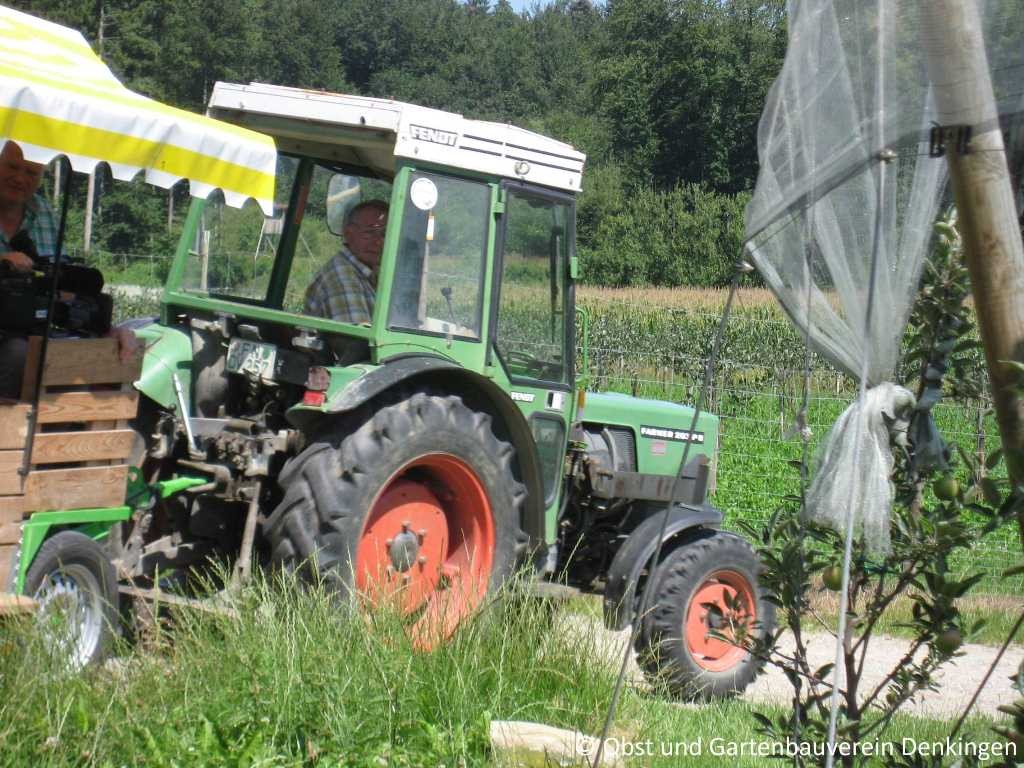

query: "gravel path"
left=566, top=616, right=1023, bottom=719
left=745, top=631, right=1022, bottom=719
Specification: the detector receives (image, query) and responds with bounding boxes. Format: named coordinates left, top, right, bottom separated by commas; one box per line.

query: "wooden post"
left=920, top=3, right=1024, bottom=514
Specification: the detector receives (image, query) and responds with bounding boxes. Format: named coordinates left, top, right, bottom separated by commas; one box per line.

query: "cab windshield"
left=387, top=171, right=490, bottom=340
left=180, top=157, right=391, bottom=316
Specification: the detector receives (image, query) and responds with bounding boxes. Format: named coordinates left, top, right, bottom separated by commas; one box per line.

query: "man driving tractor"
left=304, top=199, right=389, bottom=325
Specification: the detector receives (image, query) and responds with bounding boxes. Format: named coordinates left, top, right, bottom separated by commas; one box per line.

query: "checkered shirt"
left=0, top=193, right=59, bottom=261
left=304, top=247, right=375, bottom=324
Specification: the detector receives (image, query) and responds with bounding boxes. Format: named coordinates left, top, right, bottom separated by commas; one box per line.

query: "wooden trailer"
left=0, top=337, right=142, bottom=609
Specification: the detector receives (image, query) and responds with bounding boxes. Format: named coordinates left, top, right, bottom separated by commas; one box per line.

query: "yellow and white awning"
left=0, top=6, right=276, bottom=214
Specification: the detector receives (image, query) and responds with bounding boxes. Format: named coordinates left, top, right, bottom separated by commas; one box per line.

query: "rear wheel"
left=24, top=531, right=120, bottom=670
left=265, top=392, right=528, bottom=647
left=638, top=530, right=773, bottom=700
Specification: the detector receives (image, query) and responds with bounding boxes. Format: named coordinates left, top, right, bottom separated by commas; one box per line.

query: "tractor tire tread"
left=264, top=391, right=529, bottom=596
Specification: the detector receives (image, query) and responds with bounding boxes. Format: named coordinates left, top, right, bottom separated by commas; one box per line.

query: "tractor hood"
left=581, top=391, right=719, bottom=481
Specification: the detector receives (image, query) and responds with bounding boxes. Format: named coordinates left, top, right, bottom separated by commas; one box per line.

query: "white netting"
left=748, top=1, right=1024, bottom=243
left=745, top=0, right=1024, bottom=555
left=805, top=383, right=915, bottom=555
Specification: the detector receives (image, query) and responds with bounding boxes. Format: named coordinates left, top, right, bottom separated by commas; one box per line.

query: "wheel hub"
left=362, top=481, right=445, bottom=596
left=33, top=565, right=103, bottom=671
left=684, top=569, right=756, bottom=673
left=389, top=529, right=420, bottom=572
left=705, top=606, right=726, bottom=631
left=356, top=453, right=496, bottom=649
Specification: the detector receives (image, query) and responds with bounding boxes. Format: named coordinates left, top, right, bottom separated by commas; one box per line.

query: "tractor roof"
left=208, top=82, right=585, bottom=193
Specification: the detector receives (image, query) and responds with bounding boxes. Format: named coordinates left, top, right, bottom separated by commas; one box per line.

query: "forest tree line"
left=18, top=0, right=787, bottom=286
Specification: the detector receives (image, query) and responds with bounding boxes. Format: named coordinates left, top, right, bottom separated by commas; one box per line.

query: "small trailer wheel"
left=24, top=530, right=120, bottom=670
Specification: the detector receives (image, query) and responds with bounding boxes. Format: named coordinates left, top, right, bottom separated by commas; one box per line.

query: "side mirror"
left=326, top=174, right=362, bottom=235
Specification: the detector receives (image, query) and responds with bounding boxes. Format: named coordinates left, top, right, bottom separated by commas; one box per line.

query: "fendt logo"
left=410, top=124, right=458, bottom=146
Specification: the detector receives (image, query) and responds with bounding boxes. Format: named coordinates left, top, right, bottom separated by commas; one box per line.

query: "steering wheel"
left=503, top=349, right=561, bottom=381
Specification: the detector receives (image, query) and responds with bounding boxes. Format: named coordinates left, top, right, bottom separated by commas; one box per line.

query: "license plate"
left=226, top=338, right=277, bottom=379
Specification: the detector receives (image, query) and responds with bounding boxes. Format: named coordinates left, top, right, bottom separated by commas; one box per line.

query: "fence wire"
left=586, top=340, right=1017, bottom=593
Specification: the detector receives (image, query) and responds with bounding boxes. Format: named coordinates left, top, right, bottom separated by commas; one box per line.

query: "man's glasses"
left=351, top=224, right=386, bottom=237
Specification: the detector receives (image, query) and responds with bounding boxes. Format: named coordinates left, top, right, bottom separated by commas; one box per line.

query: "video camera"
left=0, top=231, right=112, bottom=336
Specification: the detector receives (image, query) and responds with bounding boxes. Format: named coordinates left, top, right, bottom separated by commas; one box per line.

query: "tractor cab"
left=165, top=82, right=581, bottom=381
left=156, top=82, right=584, bottom=531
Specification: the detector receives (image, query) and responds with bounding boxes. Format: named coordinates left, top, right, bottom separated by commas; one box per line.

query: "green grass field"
left=0, top=575, right=1010, bottom=767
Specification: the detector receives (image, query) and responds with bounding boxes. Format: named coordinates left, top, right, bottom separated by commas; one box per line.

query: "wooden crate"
left=0, top=543, right=15, bottom=593
left=0, top=337, right=142, bottom=587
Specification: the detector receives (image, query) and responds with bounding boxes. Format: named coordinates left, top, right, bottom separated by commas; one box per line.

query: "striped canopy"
left=0, top=6, right=276, bottom=214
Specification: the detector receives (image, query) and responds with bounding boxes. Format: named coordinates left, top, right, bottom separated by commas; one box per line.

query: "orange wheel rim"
left=356, top=453, right=495, bottom=649
left=683, top=569, right=756, bottom=672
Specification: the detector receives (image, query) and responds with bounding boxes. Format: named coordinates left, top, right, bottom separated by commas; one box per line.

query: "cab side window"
left=495, top=190, right=570, bottom=384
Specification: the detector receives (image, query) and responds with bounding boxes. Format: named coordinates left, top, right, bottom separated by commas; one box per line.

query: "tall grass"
left=0, top=572, right=1008, bottom=767
left=0, top=573, right=609, bottom=766
left=579, top=285, right=781, bottom=313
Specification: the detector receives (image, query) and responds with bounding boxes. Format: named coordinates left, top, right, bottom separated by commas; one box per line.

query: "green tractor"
left=117, top=82, right=772, bottom=698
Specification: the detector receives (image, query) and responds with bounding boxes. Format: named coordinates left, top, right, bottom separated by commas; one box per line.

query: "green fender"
left=286, top=354, right=549, bottom=546
left=15, top=507, right=131, bottom=593
left=13, top=475, right=208, bottom=593
left=134, top=322, right=193, bottom=409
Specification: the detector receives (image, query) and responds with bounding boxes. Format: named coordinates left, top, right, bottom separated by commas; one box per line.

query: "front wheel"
left=24, top=531, right=120, bottom=670
left=264, top=392, right=528, bottom=647
left=638, top=530, right=774, bottom=700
